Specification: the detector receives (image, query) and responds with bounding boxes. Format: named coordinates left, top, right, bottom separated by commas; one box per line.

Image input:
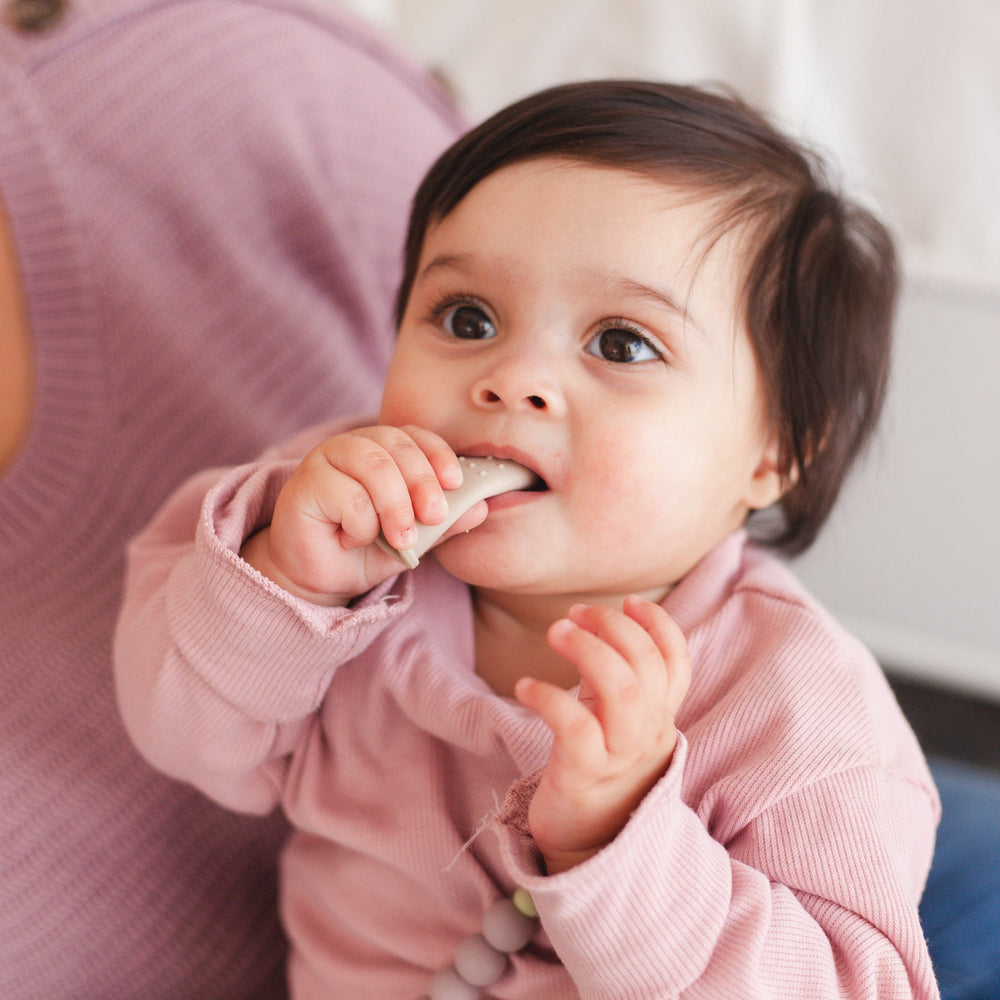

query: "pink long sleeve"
left=499, top=637, right=941, bottom=997
left=531, top=555, right=940, bottom=999
left=115, top=423, right=391, bottom=814
left=115, top=448, right=940, bottom=999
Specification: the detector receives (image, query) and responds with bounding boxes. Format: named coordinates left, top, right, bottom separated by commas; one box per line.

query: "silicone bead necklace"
left=426, top=889, right=539, bottom=999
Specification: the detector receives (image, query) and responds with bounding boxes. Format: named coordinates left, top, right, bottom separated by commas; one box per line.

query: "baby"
left=115, top=81, right=940, bottom=998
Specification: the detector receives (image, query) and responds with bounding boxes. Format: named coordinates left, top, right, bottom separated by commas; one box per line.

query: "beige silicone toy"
left=375, top=456, right=538, bottom=569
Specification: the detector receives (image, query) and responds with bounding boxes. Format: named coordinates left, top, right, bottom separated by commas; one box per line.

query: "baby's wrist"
left=539, top=843, right=603, bottom=876
left=240, top=529, right=351, bottom=608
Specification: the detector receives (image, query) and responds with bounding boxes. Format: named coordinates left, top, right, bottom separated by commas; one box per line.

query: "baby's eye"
left=585, top=325, right=662, bottom=364
left=442, top=303, right=497, bottom=340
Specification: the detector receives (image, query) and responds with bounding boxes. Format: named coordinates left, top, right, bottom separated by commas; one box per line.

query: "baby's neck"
left=472, top=589, right=581, bottom=697
left=471, top=583, right=674, bottom=697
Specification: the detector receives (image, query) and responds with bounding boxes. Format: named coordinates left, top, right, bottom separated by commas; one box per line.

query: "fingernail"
left=549, top=617, right=574, bottom=638
left=399, top=526, right=417, bottom=547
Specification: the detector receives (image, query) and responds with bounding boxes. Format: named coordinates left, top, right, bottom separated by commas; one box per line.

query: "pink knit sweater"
left=0, top=3, right=461, bottom=996
left=116, top=426, right=942, bottom=999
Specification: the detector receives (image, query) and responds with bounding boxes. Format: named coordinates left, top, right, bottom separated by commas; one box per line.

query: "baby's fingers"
left=545, top=612, right=650, bottom=755
left=369, top=425, right=465, bottom=547
left=292, top=436, right=406, bottom=550
left=621, top=596, right=691, bottom=717
left=311, top=427, right=457, bottom=550
left=547, top=601, right=689, bottom=756
left=514, top=676, right=607, bottom=775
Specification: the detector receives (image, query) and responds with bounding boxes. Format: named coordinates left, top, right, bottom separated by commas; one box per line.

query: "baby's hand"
left=514, top=598, right=691, bottom=875
left=241, top=426, right=481, bottom=605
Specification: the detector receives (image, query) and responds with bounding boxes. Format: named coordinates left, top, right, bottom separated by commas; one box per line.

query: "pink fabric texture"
left=115, top=424, right=942, bottom=999
left=0, top=3, right=462, bottom=996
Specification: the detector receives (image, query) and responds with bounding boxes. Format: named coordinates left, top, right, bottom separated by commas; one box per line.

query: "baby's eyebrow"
left=416, top=253, right=476, bottom=282
left=600, top=274, right=702, bottom=335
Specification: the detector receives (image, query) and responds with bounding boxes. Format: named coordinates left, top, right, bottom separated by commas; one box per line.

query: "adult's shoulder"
left=2, top=0, right=457, bottom=122
left=2, top=0, right=464, bottom=151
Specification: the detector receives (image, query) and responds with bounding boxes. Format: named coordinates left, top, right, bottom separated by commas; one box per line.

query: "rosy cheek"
left=379, top=373, right=420, bottom=425
left=586, top=463, right=640, bottom=516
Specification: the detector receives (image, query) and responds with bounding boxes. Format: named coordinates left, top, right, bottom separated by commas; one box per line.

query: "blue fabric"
left=921, top=757, right=1000, bottom=1000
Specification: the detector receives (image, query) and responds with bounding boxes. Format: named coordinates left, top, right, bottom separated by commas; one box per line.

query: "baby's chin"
left=432, top=540, right=548, bottom=592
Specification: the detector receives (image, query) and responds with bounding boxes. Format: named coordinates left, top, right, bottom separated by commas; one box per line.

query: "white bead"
left=453, top=933, right=509, bottom=987
left=482, top=898, right=536, bottom=952
left=428, top=966, right=480, bottom=1000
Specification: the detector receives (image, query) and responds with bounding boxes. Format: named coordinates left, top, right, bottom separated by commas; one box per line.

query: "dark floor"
left=887, top=671, right=1000, bottom=772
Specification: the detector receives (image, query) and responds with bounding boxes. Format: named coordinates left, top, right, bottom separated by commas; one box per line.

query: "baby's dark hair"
left=395, top=80, right=897, bottom=556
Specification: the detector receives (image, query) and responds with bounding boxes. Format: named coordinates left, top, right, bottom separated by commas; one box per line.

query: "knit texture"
left=0, top=2, right=462, bottom=996
left=115, top=432, right=942, bottom=999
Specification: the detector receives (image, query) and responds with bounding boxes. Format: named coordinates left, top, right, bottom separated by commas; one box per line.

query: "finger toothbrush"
left=375, top=456, right=537, bottom=569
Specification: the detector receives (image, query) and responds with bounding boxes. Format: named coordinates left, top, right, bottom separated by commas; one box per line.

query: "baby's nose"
left=470, top=361, right=565, bottom=415
left=474, top=386, right=548, bottom=409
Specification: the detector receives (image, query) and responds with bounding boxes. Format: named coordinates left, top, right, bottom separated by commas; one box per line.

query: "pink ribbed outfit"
left=0, top=2, right=461, bottom=996
left=115, top=425, right=942, bottom=999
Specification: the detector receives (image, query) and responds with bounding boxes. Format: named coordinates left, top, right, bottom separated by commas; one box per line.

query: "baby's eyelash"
left=595, top=317, right=667, bottom=360
left=424, top=291, right=489, bottom=325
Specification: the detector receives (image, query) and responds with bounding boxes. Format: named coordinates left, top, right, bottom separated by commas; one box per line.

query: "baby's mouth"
left=375, top=456, right=544, bottom=569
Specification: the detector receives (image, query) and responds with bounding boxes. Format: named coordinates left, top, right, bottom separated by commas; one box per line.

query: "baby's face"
left=380, top=158, right=783, bottom=603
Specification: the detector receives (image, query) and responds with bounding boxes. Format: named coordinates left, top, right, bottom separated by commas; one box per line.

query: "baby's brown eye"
left=586, top=326, right=659, bottom=363
left=443, top=305, right=496, bottom=340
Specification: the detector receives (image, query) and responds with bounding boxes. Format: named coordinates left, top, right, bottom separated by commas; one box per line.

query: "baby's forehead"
left=428, top=158, right=739, bottom=240
left=442, top=161, right=751, bottom=260
left=441, top=164, right=750, bottom=269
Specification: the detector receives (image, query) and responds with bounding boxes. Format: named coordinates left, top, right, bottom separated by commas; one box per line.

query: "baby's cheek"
left=377, top=376, right=422, bottom=427
left=586, top=465, right=652, bottom=525
left=593, top=444, right=655, bottom=500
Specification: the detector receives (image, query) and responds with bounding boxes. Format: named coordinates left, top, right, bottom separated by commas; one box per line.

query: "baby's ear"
left=744, top=433, right=794, bottom=511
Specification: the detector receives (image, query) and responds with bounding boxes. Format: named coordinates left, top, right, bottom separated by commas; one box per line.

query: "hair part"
left=396, top=80, right=898, bottom=556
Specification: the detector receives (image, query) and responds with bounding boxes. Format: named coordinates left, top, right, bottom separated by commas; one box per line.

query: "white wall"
left=341, top=0, right=1000, bottom=697
left=795, top=268, right=1000, bottom=699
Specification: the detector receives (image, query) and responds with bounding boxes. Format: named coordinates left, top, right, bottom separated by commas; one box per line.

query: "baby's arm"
left=501, top=757, right=939, bottom=999
left=499, top=596, right=940, bottom=998
left=115, top=423, right=472, bottom=812
left=114, top=459, right=317, bottom=813
left=514, top=598, right=691, bottom=875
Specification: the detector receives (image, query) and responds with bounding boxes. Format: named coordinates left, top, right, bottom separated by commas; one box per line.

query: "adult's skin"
left=0, top=202, right=31, bottom=473
left=0, top=1, right=463, bottom=996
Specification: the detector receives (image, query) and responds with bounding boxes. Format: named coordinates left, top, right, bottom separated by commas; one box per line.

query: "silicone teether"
left=375, top=456, right=537, bottom=569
